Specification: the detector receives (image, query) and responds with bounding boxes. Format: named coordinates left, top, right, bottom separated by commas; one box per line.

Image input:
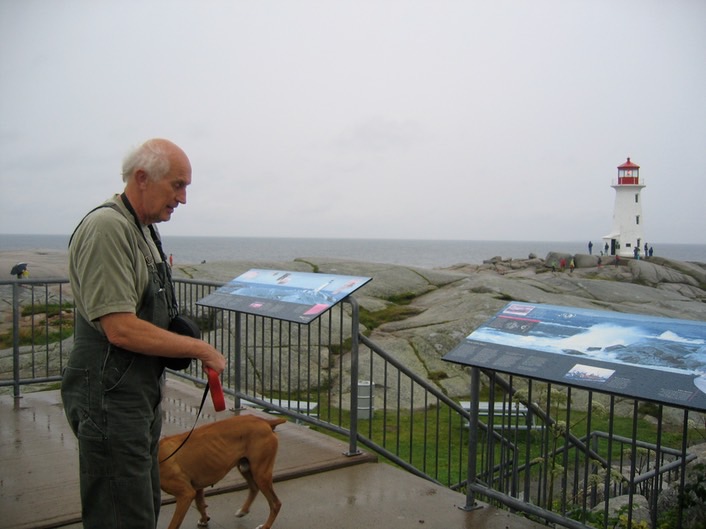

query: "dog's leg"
left=194, top=489, right=210, bottom=527
left=245, top=447, right=281, bottom=529
left=235, top=460, right=259, bottom=518
left=167, top=492, right=197, bottom=529
left=252, top=472, right=281, bottom=529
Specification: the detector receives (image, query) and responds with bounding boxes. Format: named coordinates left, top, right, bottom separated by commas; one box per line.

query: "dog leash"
left=160, top=368, right=226, bottom=463
left=160, top=383, right=210, bottom=463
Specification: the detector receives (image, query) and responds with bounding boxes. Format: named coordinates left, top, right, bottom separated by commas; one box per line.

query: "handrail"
left=3, top=276, right=696, bottom=529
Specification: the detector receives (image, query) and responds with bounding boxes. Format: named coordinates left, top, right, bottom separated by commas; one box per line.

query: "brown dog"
left=159, top=414, right=287, bottom=529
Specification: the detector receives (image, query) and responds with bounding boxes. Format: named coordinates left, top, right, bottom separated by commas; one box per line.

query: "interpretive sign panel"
left=443, top=302, right=706, bottom=411
left=197, top=269, right=372, bottom=324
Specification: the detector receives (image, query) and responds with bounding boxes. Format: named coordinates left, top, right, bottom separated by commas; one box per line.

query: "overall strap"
left=69, top=196, right=179, bottom=318
left=119, top=194, right=178, bottom=318
left=68, top=202, right=116, bottom=249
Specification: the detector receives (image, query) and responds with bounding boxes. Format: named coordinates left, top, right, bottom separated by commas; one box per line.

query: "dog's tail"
left=266, top=417, right=288, bottom=431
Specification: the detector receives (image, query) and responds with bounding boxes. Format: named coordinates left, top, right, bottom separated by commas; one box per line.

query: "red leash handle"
left=206, top=367, right=226, bottom=411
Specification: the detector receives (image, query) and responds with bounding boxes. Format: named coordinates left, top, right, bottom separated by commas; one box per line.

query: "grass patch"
left=0, top=303, right=74, bottom=349
left=21, top=302, right=73, bottom=318
left=387, top=292, right=417, bottom=305
left=359, top=292, right=422, bottom=332
left=359, top=305, right=421, bottom=332
left=329, top=337, right=354, bottom=355
left=428, top=370, right=449, bottom=382
left=4, top=326, right=74, bottom=348
left=310, top=396, right=699, bottom=489
left=293, top=259, right=319, bottom=273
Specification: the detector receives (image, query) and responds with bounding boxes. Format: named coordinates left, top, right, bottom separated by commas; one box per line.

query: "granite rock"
left=171, top=254, right=706, bottom=400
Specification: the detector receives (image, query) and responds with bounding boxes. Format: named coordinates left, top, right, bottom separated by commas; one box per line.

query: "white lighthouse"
left=604, top=157, right=646, bottom=258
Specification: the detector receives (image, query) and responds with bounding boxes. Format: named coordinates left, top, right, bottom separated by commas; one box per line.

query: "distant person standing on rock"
left=588, top=241, right=593, bottom=255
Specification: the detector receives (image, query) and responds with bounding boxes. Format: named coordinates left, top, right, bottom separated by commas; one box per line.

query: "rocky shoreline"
left=164, top=250, right=706, bottom=400
left=2, top=249, right=705, bottom=398
left=165, top=250, right=706, bottom=323
left=3, top=248, right=705, bottom=321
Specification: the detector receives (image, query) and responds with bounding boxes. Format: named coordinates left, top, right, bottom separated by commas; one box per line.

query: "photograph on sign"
left=565, top=364, right=616, bottom=383
left=197, top=269, right=372, bottom=323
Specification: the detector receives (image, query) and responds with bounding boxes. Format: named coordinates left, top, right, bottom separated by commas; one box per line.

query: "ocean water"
left=1, top=234, right=704, bottom=269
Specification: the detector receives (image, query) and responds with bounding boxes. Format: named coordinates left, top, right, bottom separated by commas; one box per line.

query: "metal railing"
left=2, top=277, right=700, bottom=529
left=461, top=370, right=697, bottom=529
left=0, top=279, right=72, bottom=397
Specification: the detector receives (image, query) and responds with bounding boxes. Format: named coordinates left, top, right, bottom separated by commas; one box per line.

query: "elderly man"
left=62, top=138, right=226, bottom=529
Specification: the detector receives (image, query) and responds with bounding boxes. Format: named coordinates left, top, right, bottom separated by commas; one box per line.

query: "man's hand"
left=100, top=312, right=226, bottom=374
left=199, top=342, right=226, bottom=374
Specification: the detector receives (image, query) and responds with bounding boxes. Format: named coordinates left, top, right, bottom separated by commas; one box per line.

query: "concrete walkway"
left=1, top=377, right=545, bottom=529
left=149, top=462, right=545, bottom=529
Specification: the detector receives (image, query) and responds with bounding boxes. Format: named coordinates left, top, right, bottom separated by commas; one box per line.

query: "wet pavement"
left=2, top=377, right=545, bottom=529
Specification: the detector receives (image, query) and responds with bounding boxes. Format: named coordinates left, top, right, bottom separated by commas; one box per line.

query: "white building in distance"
left=604, top=157, right=646, bottom=258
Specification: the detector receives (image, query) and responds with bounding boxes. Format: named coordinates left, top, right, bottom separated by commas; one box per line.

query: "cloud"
left=1, top=0, right=705, bottom=245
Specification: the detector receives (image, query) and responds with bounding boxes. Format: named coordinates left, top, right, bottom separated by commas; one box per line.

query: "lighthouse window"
left=636, top=215, right=640, bottom=225
left=635, top=194, right=639, bottom=203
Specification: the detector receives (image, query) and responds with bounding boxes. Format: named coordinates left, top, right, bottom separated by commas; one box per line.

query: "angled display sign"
left=443, top=302, right=706, bottom=411
left=197, top=269, right=372, bottom=324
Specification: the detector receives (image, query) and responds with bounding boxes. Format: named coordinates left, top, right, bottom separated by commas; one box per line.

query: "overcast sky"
left=1, top=1, right=704, bottom=244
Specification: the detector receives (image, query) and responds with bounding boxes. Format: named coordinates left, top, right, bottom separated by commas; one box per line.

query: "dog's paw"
left=235, top=508, right=248, bottom=518
left=197, top=516, right=210, bottom=527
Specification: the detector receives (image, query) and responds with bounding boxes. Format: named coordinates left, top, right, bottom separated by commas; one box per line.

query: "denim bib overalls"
left=62, top=201, right=176, bottom=529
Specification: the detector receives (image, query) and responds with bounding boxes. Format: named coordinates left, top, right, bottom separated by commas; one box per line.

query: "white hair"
left=121, top=139, right=171, bottom=183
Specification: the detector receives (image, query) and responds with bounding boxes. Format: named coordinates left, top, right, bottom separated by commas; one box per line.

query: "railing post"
left=12, top=281, right=22, bottom=399
left=233, top=311, right=242, bottom=408
left=462, top=366, right=482, bottom=511
left=345, top=297, right=361, bottom=456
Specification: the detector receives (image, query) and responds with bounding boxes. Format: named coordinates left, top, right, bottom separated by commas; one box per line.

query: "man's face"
left=141, top=154, right=192, bottom=224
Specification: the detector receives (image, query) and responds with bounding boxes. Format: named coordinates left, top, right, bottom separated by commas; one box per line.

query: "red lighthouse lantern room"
left=617, top=157, right=640, bottom=185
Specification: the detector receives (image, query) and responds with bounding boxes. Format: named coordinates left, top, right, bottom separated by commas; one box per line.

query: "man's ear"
left=134, top=169, right=149, bottom=188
